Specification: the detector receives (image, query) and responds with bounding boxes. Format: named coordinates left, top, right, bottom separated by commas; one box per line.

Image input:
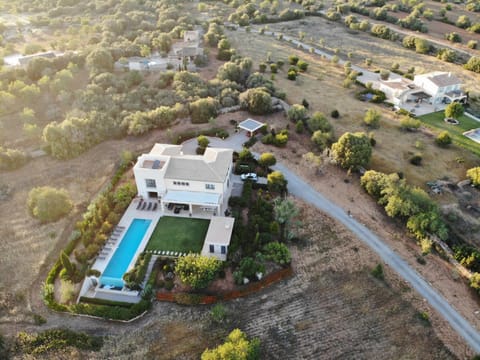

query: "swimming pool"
left=464, top=128, right=480, bottom=144
left=100, top=218, right=152, bottom=288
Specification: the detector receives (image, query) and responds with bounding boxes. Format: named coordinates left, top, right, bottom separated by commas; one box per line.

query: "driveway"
left=272, top=162, right=480, bottom=353
left=194, top=135, right=480, bottom=353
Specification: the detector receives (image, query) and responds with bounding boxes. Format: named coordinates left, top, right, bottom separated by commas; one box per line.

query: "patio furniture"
left=147, top=202, right=152, bottom=211
left=141, top=202, right=147, bottom=210
left=136, top=199, right=143, bottom=210
left=152, top=203, right=158, bottom=211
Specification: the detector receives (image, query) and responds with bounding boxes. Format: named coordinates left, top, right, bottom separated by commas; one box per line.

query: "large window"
left=209, top=244, right=215, bottom=253
left=221, top=246, right=226, bottom=254
left=145, top=179, right=156, bottom=188
left=205, top=184, right=215, bottom=190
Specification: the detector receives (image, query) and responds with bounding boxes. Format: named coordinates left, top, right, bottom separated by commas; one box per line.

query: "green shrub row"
left=174, top=127, right=229, bottom=144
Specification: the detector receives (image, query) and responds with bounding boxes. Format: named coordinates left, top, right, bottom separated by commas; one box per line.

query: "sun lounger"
left=152, top=203, right=158, bottom=211
left=136, top=200, right=143, bottom=210
left=98, top=256, right=106, bottom=260
left=141, top=202, right=147, bottom=210
left=147, top=202, right=152, bottom=211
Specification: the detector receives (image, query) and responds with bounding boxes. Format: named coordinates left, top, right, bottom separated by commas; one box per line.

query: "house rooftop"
left=140, top=144, right=232, bottom=183
left=380, top=78, right=413, bottom=90
left=418, top=71, right=462, bottom=87
left=238, top=118, right=265, bottom=133
left=165, top=147, right=232, bottom=182
left=204, top=217, right=235, bottom=245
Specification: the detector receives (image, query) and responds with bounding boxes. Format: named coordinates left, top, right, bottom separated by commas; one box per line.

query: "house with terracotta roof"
left=133, top=143, right=233, bottom=216
left=413, top=71, right=467, bottom=105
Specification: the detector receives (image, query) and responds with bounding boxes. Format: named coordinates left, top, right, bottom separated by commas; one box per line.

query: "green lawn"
left=146, top=216, right=210, bottom=253
left=419, top=111, right=480, bottom=156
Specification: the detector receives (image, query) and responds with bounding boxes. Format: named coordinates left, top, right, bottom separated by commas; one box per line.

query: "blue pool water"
left=100, top=218, right=151, bottom=288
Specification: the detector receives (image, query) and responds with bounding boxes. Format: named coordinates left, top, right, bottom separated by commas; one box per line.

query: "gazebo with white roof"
left=238, top=118, right=265, bottom=137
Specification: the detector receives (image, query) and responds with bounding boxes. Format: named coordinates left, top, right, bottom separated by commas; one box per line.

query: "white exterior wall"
left=133, top=155, right=170, bottom=198
left=205, top=243, right=227, bottom=261
left=163, top=178, right=224, bottom=195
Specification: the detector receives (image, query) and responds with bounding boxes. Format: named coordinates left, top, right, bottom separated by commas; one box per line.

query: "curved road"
left=272, top=162, right=480, bottom=354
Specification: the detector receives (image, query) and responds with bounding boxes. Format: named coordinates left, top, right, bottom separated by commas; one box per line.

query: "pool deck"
left=91, top=199, right=162, bottom=277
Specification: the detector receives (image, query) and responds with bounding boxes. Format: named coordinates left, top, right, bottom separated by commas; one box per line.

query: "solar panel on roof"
left=152, top=160, right=161, bottom=169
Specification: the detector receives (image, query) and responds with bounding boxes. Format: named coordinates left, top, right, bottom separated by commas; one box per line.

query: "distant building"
left=17, top=51, right=56, bottom=66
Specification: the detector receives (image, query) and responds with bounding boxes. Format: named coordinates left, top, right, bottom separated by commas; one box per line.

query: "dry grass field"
left=227, top=29, right=478, bottom=187
left=259, top=18, right=480, bottom=93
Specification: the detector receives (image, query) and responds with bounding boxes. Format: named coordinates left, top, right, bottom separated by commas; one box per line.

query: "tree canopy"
left=27, top=186, right=73, bottom=222
left=467, top=167, right=480, bottom=187
left=175, top=254, right=221, bottom=289
left=444, top=102, right=464, bottom=119
left=201, top=329, right=260, bottom=360
left=332, top=132, right=372, bottom=170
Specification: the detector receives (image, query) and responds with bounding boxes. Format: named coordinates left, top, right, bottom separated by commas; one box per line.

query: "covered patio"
left=161, top=190, right=222, bottom=216
left=238, top=118, right=265, bottom=137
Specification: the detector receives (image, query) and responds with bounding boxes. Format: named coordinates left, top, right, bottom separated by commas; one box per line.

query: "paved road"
left=272, top=162, right=480, bottom=354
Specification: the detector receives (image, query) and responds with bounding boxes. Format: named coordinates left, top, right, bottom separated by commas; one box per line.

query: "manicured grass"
left=146, top=216, right=210, bottom=253
left=419, top=111, right=480, bottom=157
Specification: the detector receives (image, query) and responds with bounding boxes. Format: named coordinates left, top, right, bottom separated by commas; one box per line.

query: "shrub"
left=445, top=32, right=462, bottom=43
left=331, top=110, right=340, bottom=118
left=287, top=104, right=308, bottom=123
left=270, top=63, right=278, bottom=73
left=288, top=55, right=299, bottom=65
left=465, top=56, right=480, bottom=73
left=295, top=120, right=305, bottom=133
left=466, top=167, right=480, bottom=187
left=332, top=132, right=372, bottom=170
left=201, top=329, right=260, bottom=360
left=263, top=242, right=291, bottom=266
left=0, top=147, right=28, bottom=171
left=189, top=97, right=219, bottom=124
left=210, top=303, right=227, bottom=323
left=239, top=88, right=273, bottom=114
left=435, top=131, right=452, bottom=147
left=363, top=108, right=381, bottom=128
left=287, top=70, right=297, bottom=80
left=175, top=254, right=221, bottom=289
left=467, top=40, right=478, bottom=49
left=297, top=60, right=308, bottom=72
left=27, top=187, right=73, bottom=223
left=371, top=263, right=384, bottom=280
left=400, top=116, right=421, bottom=131
left=410, top=153, right=422, bottom=166
left=15, top=329, right=103, bottom=355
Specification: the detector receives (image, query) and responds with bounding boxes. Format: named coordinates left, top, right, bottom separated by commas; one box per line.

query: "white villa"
left=371, top=71, right=466, bottom=113
left=133, top=143, right=233, bottom=216
left=413, top=71, right=467, bottom=105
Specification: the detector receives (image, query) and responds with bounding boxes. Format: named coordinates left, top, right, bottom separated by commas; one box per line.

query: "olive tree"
left=332, top=132, right=372, bottom=170
left=364, top=108, right=381, bottom=128
left=27, top=186, right=73, bottom=222
left=444, top=102, right=464, bottom=119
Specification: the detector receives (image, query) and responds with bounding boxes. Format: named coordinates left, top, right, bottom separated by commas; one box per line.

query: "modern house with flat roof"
left=133, top=143, right=233, bottom=215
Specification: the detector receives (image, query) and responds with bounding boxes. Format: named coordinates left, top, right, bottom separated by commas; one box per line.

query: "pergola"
left=238, top=118, right=265, bottom=136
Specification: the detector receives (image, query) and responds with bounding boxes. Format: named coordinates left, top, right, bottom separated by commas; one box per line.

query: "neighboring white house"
left=133, top=143, right=233, bottom=215
left=413, top=71, right=467, bottom=105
